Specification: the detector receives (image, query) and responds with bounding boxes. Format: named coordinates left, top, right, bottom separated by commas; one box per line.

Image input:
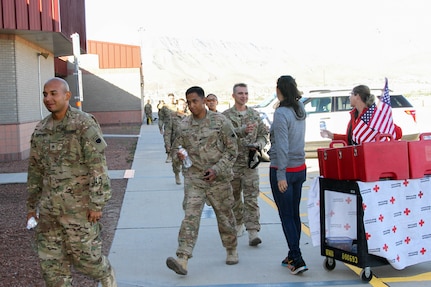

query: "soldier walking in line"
left=166, top=86, right=238, bottom=275
left=159, top=93, right=178, bottom=163
left=223, top=83, right=269, bottom=246
left=163, top=98, right=189, bottom=184
left=144, top=99, right=153, bottom=125
left=26, top=77, right=117, bottom=287
left=205, top=93, right=220, bottom=112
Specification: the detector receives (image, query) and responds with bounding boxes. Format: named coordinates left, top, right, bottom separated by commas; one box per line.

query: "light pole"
left=37, top=52, right=49, bottom=119
left=71, top=33, right=83, bottom=110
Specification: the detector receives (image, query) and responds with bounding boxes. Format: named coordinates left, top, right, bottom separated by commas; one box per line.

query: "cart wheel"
left=360, top=267, right=373, bottom=282
left=323, top=257, right=336, bottom=271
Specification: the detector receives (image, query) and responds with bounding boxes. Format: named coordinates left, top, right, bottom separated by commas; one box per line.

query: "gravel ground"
left=0, top=124, right=140, bottom=287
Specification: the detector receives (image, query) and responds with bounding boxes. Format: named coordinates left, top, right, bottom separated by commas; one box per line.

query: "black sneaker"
left=281, top=256, right=293, bottom=268
left=289, top=258, right=308, bottom=275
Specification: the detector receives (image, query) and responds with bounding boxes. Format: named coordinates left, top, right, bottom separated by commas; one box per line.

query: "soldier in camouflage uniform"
left=144, top=99, right=153, bottom=125
left=163, top=98, right=189, bottom=184
left=223, top=83, right=269, bottom=246
left=26, top=77, right=117, bottom=287
left=205, top=93, right=219, bottom=112
left=158, top=93, right=178, bottom=163
left=166, top=86, right=238, bottom=276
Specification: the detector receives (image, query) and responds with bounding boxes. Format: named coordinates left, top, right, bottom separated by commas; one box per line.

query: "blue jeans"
left=270, top=167, right=306, bottom=260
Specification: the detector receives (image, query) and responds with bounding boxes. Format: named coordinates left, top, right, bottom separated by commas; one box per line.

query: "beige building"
left=0, top=1, right=144, bottom=162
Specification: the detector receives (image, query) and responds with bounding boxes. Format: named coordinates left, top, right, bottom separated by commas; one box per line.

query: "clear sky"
left=86, top=0, right=431, bottom=61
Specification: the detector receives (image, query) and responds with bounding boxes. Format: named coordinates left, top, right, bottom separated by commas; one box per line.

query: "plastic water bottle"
left=319, top=120, right=327, bottom=131
left=26, top=217, right=38, bottom=230
left=320, top=120, right=328, bottom=138
left=178, top=145, right=192, bottom=168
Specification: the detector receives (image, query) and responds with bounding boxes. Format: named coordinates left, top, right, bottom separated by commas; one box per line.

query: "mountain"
left=142, top=36, right=431, bottom=102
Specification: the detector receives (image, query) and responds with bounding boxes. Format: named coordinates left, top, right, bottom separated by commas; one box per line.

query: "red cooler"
left=337, top=145, right=358, bottom=180
left=353, top=134, right=409, bottom=182
left=318, top=140, right=347, bottom=180
left=407, top=133, right=431, bottom=179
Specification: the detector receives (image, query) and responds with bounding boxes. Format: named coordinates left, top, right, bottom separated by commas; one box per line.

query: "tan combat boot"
left=236, top=224, right=245, bottom=237
left=226, top=248, right=239, bottom=265
left=100, top=267, right=117, bottom=287
left=165, top=154, right=172, bottom=163
left=175, top=172, right=181, bottom=185
left=248, top=230, right=262, bottom=246
left=166, top=255, right=188, bottom=275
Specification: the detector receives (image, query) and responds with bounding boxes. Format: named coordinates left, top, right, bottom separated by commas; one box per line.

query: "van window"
left=303, top=97, right=331, bottom=113
left=335, top=96, right=351, bottom=111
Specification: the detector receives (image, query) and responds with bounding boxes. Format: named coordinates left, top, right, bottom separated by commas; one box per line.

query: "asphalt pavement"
left=2, top=122, right=430, bottom=287
left=105, top=123, right=431, bottom=287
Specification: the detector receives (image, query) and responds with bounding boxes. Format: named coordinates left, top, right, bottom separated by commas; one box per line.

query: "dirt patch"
left=0, top=124, right=140, bottom=287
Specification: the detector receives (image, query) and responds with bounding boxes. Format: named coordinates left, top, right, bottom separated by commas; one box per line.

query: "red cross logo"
left=397, top=254, right=400, bottom=262
left=419, top=219, right=425, bottom=227
left=383, top=243, right=389, bottom=252
left=404, top=208, right=411, bottom=216
left=390, top=196, right=396, bottom=204
left=365, top=232, right=371, bottom=240
left=329, top=210, right=335, bottom=217
left=403, top=179, right=409, bottom=186
left=362, top=203, right=367, bottom=211
left=346, top=197, right=352, bottom=204
left=405, top=236, right=411, bottom=244
left=373, top=184, right=380, bottom=193
left=392, top=225, right=397, bottom=233
left=344, top=223, right=351, bottom=230
left=379, top=214, right=384, bottom=222
left=418, top=190, right=424, bottom=199
left=420, top=247, right=427, bottom=255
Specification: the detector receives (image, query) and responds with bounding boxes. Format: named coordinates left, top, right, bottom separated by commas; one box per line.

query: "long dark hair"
left=276, top=75, right=304, bottom=118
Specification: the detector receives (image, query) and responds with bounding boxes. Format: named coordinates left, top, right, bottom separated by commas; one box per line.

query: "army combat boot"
left=248, top=230, right=262, bottom=246
left=175, top=172, right=181, bottom=185
left=236, top=224, right=245, bottom=237
left=226, top=248, right=239, bottom=265
left=166, top=255, right=188, bottom=275
left=100, top=267, right=117, bottom=287
left=165, top=154, right=172, bottom=163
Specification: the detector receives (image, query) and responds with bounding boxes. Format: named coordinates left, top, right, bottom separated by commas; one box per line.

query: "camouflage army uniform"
left=158, top=102, right=177, bottom=150
left=172, top=110, right=238, bottom=258
left=27, top=106, right=114, bottom=287
left=144, top=102, right=153, bottom=125
left=164, top=111, right=189, bottom=175
left=222, top=106, right=269, bottom=232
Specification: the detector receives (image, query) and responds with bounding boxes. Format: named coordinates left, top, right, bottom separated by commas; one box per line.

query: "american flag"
left=352, top=78, right=396, bottom=144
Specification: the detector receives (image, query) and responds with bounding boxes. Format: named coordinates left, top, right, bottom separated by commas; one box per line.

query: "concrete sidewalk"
left=3, top=123, right=428, bottom=286
left=105, top=123, right=431, bottom=287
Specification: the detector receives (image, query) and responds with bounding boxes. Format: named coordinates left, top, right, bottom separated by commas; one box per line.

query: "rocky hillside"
left=142, top=36, right=431, bottom=102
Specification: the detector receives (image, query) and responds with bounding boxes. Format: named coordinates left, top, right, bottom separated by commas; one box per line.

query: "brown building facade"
left=0, top=0, right=143, bottom=161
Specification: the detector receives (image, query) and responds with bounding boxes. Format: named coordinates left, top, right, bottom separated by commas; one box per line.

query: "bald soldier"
left=26, top=77, right=117, bottom=287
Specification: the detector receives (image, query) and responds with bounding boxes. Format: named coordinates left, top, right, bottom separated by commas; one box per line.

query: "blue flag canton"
left=361, top=104, right=376, bottom=124
left=381, top=85, right=391, bottom=106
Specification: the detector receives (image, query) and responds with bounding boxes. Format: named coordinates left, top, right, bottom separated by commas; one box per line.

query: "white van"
left=253, top=89, right=419, bottom=155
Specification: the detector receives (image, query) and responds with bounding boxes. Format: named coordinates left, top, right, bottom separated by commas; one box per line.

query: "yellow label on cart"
left=325, top=249, right=334, bottom=257
left=341, top=253, right=358, bottom=264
